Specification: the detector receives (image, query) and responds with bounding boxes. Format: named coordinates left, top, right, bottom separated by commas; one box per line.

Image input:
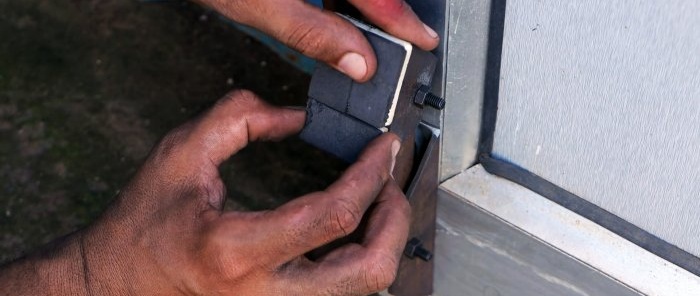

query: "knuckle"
left=202, top=225, right=253, bottom=279
left=284, top=23, right=328, bottom=58
left=366, top=0, right=404, bottom=11
left=153, top=126, right=189, bottom=160
left=362, top=252, right=399, bottom=291
left=217, top=89, right=263, bottom=111
left=363, top=0, right=406, bottom=25
left=208, top=90, right=268, bottom=125
left=326, top=198, right=362, bottom=237
left=278, top=206, right=315, bottom=245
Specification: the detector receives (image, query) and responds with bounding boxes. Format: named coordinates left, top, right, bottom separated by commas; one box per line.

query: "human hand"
left=198, top=0, right=439, bottom=82
left=0, top=90, right=410, bottom=295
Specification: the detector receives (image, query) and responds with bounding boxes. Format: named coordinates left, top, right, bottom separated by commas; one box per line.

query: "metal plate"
left=491, top=0, right=700, bottom=259
left=438, top=165, right=700, bottom=296
left=389, top=132, right=440, bottom=296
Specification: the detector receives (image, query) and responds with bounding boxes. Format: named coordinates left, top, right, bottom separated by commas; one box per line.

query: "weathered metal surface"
left=385, top=46, right=440, bottom=295
left=389, top=131, right=440, bottom=296
left=438, top=0, right=493, bottom=181
left=438, top=165, right=700, bottom=296
left=405, top=0, right=448, bottom=129
left=492, top=0, right=700, bottom=258
left=388, top=49, right=438, bottom=189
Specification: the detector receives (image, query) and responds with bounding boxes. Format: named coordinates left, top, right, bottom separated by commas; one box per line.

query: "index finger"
left=172, top=90, right=306, bottom=167
left=349, top=0, right=440, bottom=51
left=141, top=90, right=305, bottom=188
left=203, top=0, right=377, bottom=82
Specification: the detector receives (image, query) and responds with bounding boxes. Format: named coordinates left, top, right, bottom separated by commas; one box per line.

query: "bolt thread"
left=425, top=93, right=446, bottom=110
left=414, top=247, right=433, bottom=261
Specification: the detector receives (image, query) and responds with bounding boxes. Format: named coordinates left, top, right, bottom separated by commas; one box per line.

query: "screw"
left=414, top=84, right=446, bottom=110
left=404, top=238, right=433, bottom=261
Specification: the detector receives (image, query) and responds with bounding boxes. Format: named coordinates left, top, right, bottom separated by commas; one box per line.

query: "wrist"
left=0, top=232, right=89, bottom=295
left=78, top=222, right=143, bottom=295
left=79, top=216, right=183, bottom=296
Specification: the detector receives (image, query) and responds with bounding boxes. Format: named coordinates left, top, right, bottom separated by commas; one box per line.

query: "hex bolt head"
left=413, top=84, right=446, bottom=110
left=404, top=237, right=433, bottom=261
left=414, top=85, right=430, bottom=106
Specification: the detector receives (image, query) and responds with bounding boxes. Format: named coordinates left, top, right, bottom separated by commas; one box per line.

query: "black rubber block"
left=299, top=99, right=382, bottom=163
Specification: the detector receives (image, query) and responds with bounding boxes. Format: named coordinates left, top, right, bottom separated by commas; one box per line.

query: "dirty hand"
left=0, top=90, right=410, bottom=296
left=198, top=0, right=439, bottom=81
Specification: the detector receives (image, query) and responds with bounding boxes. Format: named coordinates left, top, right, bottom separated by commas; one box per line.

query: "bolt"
left=413, top=245, right=433, bottom=261
left=404, top=238, right=433, bottom=261
left=424, top=92, right=445, bottom=110
left=414, top=84, right=446, bottom=110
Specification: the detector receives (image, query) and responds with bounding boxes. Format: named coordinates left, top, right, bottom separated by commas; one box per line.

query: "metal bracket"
left=297, top=16, right=441, bottom=296
left=389, top=125, right=440, bottom=296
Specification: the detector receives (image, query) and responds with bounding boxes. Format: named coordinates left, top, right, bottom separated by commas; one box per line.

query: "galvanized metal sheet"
left=438, top=165, right=700, bottom=296
left=491, top=0, right=700, bottom=257
left=439, top=0, right=492, bottom=181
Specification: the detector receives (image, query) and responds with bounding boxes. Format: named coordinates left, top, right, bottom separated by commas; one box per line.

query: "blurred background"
left=0, top=0, right=344, bottom=263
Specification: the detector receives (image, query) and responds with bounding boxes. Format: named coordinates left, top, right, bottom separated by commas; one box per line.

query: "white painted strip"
left=441, top=164, right=700, bottom=296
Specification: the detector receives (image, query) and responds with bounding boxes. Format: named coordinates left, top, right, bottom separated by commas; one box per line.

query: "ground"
left=0, top=0, right=344, bottom=263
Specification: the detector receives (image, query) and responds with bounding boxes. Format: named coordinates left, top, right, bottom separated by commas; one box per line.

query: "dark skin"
left=0, top=1, right=438, bottom=294
left=0, top=91, right=408, bottom=295
left=197, top=0, right=440, bottom=82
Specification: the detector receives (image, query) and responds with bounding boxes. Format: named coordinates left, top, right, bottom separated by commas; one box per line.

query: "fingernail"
left=423, top=23, right=439, bottom=39
left=390, top=140, right=401, bottom=175
left=338, top=52, right=368, bottom=80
